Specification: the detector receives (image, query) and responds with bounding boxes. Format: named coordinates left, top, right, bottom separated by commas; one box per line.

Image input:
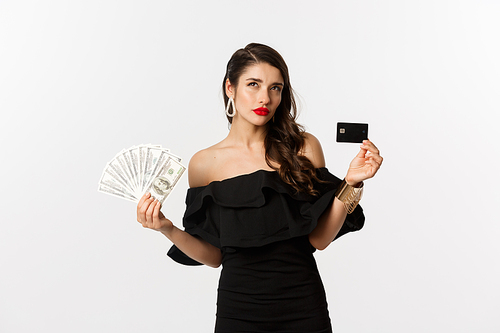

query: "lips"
left=253, top=107, right=270, bottom=116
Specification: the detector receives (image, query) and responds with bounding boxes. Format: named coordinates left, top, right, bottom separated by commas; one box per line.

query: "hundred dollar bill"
left=106, top=157, right=136, bottom=195
left=98, top=166, right=138, bottom=200
left=98, top=144, right=185, bottom=204
left=144, top=157, right=186, bottom=204
left=126, top=147, right=140, bottom=194
left=142, top=146, right=167, bottom=191
left=143, top=149, right=173, bottom=194
left=98, top=183, right=137, bottom=202
left=164, top=150, right=182, bottom=162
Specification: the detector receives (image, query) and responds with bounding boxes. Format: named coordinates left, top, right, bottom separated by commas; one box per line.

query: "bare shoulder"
left=188, top=147, right=216, bottom=188
left=302, top=132, right=326, bottom=168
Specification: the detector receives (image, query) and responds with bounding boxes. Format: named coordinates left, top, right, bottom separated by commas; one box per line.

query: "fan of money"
left=98, top=144, right=186, bottom=204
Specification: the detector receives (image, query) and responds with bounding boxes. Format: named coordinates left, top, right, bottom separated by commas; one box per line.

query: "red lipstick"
left=253, top=107, right=270, bottom=116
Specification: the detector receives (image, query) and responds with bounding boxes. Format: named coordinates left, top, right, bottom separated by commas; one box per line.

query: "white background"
left=1, top=1, right=499, bottom=332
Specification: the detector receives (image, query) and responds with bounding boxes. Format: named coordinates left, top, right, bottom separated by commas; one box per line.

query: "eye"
left=271, top=86, right=282, bottom=92
left=247, top=82, right=258, bottom=87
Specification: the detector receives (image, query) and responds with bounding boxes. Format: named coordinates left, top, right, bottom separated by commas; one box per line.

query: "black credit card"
left=336, top=122, right=368, bottom=143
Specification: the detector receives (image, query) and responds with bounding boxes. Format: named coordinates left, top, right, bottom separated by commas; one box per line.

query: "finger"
left=145, top=198, right=158, bottom=225
left=361, top=140, right=380, bottom=155
left=137, top=197, right=154, bottom=226
left=361, top=139, right=378, bottom=151
left=363, top=139, right=377, bottom=147
left=355, top=146, right=368, bottom=159
left=365, top=157, right=379, bottom=168
left=152, top=200, right=162, bottom=226
left=138, top=192, right=151, bottom=208
left=137, top=202, right=147, bottom=224
left=365, top=158, right=382, bottom=175
left=137, top=192, right=151, bottom=222
left=366, top=154, right=383, bottom=166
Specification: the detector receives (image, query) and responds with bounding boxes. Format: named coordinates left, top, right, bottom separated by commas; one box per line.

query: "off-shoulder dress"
left=168, top=168, right=365, bottom=333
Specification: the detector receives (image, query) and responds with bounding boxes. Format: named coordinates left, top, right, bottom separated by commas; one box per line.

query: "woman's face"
left=227, top=62, right=284, bottom=127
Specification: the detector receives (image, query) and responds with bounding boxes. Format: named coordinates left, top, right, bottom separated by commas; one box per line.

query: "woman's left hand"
left=345, top=140, right=383, bottom=186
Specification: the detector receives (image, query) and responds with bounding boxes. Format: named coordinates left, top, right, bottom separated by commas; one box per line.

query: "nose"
left=259, top=90, right=270, bottom=105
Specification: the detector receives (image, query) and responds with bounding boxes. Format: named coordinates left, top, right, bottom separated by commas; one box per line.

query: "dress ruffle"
left=167, top=167, right=365, bottom=265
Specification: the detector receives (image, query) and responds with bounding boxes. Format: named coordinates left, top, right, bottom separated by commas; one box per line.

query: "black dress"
left=168, top=168, right=365, bottom=333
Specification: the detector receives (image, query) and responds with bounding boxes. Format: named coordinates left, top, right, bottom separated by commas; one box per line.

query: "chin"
left=254, top=119, right=272, bottom=127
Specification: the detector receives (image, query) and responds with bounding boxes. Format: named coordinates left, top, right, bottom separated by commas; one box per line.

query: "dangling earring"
left=225, top=97, right=236, bottom=117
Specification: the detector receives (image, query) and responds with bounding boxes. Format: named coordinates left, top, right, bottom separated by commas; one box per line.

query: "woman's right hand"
left=137, top=192, right=174, bottom=234
left=137, top=192, right=222, bottom=267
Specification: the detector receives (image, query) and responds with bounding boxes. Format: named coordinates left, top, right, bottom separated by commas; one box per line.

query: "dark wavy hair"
left=222, top=43, right=320, bottom=195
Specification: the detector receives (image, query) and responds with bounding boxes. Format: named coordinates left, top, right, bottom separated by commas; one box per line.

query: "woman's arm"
left=137, top=193, right=222, bottom=268
left=302, top=133, right=347, bottom=250
left=308, top=196, right=349, bottom=250
left=303, top=133, right=382, bottom=250
left=136, top=151, right=222, bottom=268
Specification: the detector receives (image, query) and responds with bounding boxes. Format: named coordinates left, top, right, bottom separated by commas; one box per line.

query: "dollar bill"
left=98, top=166, right=138, bottom=200
left=98, top=144, right=186, bottom=204
left=142, top=146, right=167, bottom=191
left=144, top=157, right=186, bottom=204
left=106, top=158, right=136, bottom=195
left=98, top=183, right=137, bottom=202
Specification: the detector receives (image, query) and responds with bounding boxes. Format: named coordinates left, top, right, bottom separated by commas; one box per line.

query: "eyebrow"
left=246, top=78, right=284, bottom=86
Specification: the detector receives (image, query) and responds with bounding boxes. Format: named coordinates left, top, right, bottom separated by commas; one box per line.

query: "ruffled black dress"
left=168, top=168, right=365, bottom=333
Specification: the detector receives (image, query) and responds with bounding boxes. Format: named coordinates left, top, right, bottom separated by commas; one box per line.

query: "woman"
left=137, top=43, right=383, bottom=332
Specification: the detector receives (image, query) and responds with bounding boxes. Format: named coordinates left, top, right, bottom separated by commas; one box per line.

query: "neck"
left=226, top=119, right=269, bottom=149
